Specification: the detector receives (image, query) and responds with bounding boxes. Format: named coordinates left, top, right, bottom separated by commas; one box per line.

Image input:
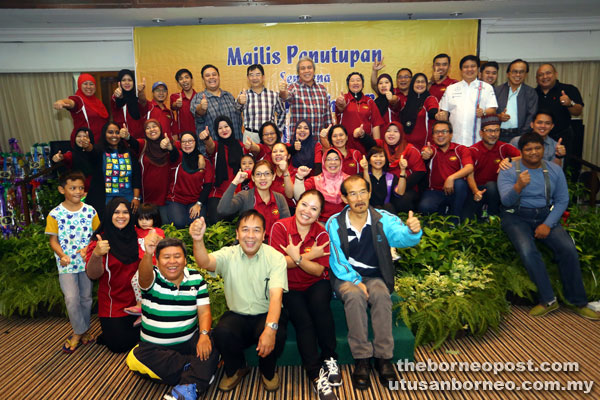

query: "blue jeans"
left=164, top=201, right=207, bottom=229
left=501, top=207, right=587, bottom=306
left=58, top=271, right=93, bottom=335
left=418, top=179, right=468, bottom=221
left=464, top=181, right=501, bottom=220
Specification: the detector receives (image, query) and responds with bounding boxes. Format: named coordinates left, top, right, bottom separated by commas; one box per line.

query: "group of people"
left=46, top=53, right=598, bottom=400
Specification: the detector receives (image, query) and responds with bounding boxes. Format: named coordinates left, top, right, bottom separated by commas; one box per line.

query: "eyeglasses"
left=181, top=140, right=195, bottom=144
left=254, top=171, right=273, bottom=178
left=347, top=189, right=369, bottom=199
left=432, top=130, right=450, bottom=135
left=482, top=128, right=501, bottom=134
left=398, top=75, right=412, bottom=80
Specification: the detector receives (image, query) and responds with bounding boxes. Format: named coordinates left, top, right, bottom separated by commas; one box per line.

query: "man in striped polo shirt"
left=126, top=234, right=219, bottom=400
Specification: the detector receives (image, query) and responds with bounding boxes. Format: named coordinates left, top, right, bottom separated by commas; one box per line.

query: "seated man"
left=466, top=115, right=520, bottom=219
left=510, top=111, right=565, bottom=166
left=190, top=210, right=288, bottom=392
left=326, top=175, right=422, bottom=390
left=419, top=120, right=473, bottom=222
left=498, top=132, right=599, bottom=320
left=126, top=235, right=219, bottom=400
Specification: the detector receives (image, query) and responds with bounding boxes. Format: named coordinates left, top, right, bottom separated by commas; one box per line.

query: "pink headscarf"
left=314, top=148, right=349, bottom=204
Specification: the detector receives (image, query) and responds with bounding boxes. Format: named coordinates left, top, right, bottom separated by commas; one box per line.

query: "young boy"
left=126, top=233, right=219, bottom=400
left=46, top=171, right=100, bottom=353
left=170, top=68, right=197, bottom=139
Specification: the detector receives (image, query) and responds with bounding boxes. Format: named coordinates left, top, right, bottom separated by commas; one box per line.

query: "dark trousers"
left=463, top=181, right=501, bottom=220
left=129, top=331, right=219, bottom=391
left=391, top=189, right=420, bottom=213
left=99, top=315, right=140, bottom=353
left=501, top=207, right=587, bottom=306
left=283, top=280, right=338, bottom=380
left=213, top=310, right=288, bottom=379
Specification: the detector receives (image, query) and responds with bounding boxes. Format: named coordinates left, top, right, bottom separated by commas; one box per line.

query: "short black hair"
left=433, top=53, right=450, bottom=64
left=136, top=202, right=162, bottom=229
left=236, top=209, right=265, bottom=231
left=297, top=189, right=325, bottom=213
left=258, top=121, right=282, bottom=144
left=481, top=61, right=499, bottom=72
left=156, top=237, right=187, bottom=259
left=460, top=55, right=480, bottom=69
left=59, top=171, right=86, bottom=187
left=175, top=68, right=193, bottom=81
left=247, top=64, right=264, bottom=75
left=396, top=68, right=413, bottom=77
left=327, top=124, right=348, bottom=146
left=533, top=110, right=554, bottom=123
left=341, top=175, right=371, bottom=197
left=201, top=64, right=219, bottom=76
left=346, top=71, right=364, bottom=87
left=518, top=132, right=545, bottom=150
left=366, top=146, right=389, bottom=171
left=507, top=58, right=530, bottom=73
left=432, top=120, right=453, bottom=134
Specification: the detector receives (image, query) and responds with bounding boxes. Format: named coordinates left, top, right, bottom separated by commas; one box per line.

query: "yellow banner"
left=134, top=20, right=478, bottom=99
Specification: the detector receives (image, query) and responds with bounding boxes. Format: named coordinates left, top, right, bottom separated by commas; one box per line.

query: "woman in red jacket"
left=86, top=197, right=139, bottom=353
left=137, top=119, right=180, bottom=223
left=53, top=73, right=109, bottom=143
left=165, top=130, right=214, bottom=228
left=111, top=69, right=149, bottom=139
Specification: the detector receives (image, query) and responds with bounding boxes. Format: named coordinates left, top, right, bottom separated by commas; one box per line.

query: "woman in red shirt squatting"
left=269, top=189, right=341, bottom=395
left=165, top=130, right=214, bottom=229
left=86, top=198, right=140, bottom=353
left=294, top=148, right=349, bottom=223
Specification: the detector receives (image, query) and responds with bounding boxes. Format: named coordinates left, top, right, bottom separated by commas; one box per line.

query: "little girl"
left=239, top=154, right=255, bottom=191
left=124, top=203, right=165, bottom=326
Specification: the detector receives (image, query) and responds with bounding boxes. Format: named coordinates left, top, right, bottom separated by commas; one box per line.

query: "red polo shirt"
left=341, top=148, right=363, bottom=175
left=147, top=100, right=174, bottom=138
left=110, top=96, right=149, bottom=139
left=427, top=142, right=473, bottom=191
left=336, top=93, right=385, bottom=154
left=429, top=77, right=458, bottom=101
left=393, top=90, right=408, bottom=110
left=470, top=141, right=520, bottom=186
left=269, top=216, right=330, bottom=291
left=271, top=165, right=297, bottom=209
left=373, top=140, right=426, bottom=179
left=253, top=189, right=283, bottom=241
left=170, top=90, right=197, bottom=136
left=167, top=149, right=215, bottom=205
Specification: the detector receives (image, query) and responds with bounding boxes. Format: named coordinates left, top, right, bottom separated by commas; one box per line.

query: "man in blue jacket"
left=326, top=175, right=422, bottom=390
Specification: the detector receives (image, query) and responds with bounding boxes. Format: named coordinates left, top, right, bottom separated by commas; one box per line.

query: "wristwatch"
left=266, top=322, right=279, bottom=331
left=196, top=201, right=202, bottom=207
left=295, top=255, right=302, bottom=266
left=200, top=329, right=210, bottom=335
left=133, top=196, right=141, bottom=201
left=569, top=100, right=576, bottom=107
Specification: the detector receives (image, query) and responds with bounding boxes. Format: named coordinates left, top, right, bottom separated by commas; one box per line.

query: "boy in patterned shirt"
left=46, top=171, right=100, bottom=353
left=126, top=233, right=219, bottom=400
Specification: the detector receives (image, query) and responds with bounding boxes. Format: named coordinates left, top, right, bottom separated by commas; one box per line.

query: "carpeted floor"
left=0, top=306, right=597, bottom=399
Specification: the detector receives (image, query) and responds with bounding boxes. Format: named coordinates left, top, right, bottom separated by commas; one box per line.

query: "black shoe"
left=374, top=358, right=397, bottom=386
left=352, top=358, right=371, bottom=390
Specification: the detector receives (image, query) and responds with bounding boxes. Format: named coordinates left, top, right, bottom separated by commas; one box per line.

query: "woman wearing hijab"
left=400, top=73, right=439, bottom=150
left=111, top=69, right=149, bottom=139
left=204, top=115, right=249, bottom=225
left=335, top=72, right=385, bottom=154
left=51, top=127, right=95, bottom=190
left=86, top=121, right=142, bottom=220
left=373, top=73, right=401, bottom=125
left=358, top=122, right=427, bottom=211
left=294, top=148, right=349, bottom=223
left=290, top=120, right=321, bottom=174
left=136, top=119, right=179, bottom=222
left=165, top=131, right=214, bottom=229
left=53, top=73, right=109, bottom=143
left=86, top=197, right=140, bottom=353
left=324, top=124, right=363, bottom=175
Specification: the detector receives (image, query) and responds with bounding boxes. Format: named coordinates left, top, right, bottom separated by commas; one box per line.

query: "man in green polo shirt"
left=190, top=209, right=288, bottom=392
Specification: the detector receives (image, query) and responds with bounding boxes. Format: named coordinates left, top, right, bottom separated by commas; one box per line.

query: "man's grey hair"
left=296, top=56, right=315, bottom=74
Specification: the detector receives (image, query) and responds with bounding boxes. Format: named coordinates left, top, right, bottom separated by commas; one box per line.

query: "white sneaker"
left=323, top=357, right=342, bottom=386
left=313, top=368, right=338, bottom=400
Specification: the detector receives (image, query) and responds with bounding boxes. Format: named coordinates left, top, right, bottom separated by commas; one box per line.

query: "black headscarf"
left=346, top=72, right=364, bottom=101
left=180, top=131, right=203, bottom=174
left=214, top=116, right=243, bottom=187
left=115, top=69, right=141, bottom=120
left=291, top=120, right=315, bottom=169
left=374, top=73, right=394, bottom=119
left=92, top=197, right=138, bottom=264
left=70, top=127, right=95, bottom=176
left=401, top=73, right=430, bottom=134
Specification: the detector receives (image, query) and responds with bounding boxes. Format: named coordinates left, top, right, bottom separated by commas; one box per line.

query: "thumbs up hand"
left=160, top=132, right=172, bottom=150
left=198, top=126, right=210, bottom=141
left=238, top=89, right=247, bottom=105
left=93, top=234, right=110, bottom=256
left=52, top=151, right=64, bottom=163
left=119, top=124, right=130, bottom=139
left=336, top=92, right=347, bottom=110
left=559, top=90, right=571, bottom=106
left=421, top=142, right=433, bottom=160
left=200, top=94, right=208, bottom=111
left=406, top=210, right=421, bottom=233
left=555, top=137, right=566, bottom=158
left=498, top=108, right=510, bottom=122
left=399, top=154, right=408, bottom=170
left=174, top=93, right=183, bottom=108
left=137, top=77, right=146, bottom=93
left=385, top=90, right=393, bottom=101
left=279, top=73, right=288, bottom=94
left=353, top=124, right=365, bottom=138
left=359, top=155, right=368, bottom=170
left=114, top=82, right=123, bottom=98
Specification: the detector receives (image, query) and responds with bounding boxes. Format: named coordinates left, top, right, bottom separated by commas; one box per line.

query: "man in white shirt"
left=438, top=55, right=498, bottom=147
